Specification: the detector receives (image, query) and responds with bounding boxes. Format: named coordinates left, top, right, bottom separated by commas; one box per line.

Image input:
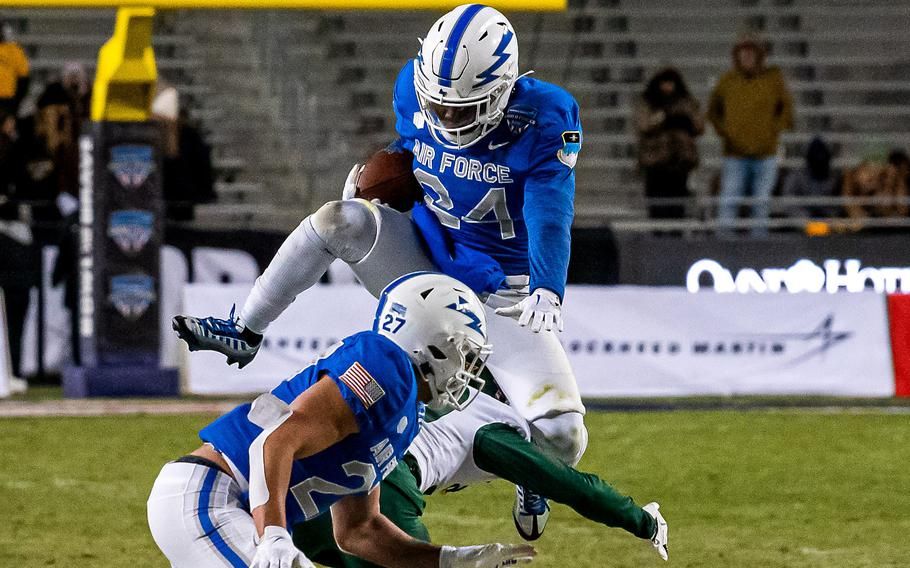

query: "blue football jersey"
left=199, top=331, right=421, bottom=526
left=393, top=60, right=581, bottom=299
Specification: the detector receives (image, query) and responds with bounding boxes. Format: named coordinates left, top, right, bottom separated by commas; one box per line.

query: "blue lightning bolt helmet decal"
left=446, top=296, right=484, bottom=334
left=475, top=29, right=513, bottom=88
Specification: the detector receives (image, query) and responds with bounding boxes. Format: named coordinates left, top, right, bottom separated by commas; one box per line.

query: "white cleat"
left=172, top=305, right=261, bottom=369
left=643, top=502, right=668, bottom=561
left=512, top=485, right=550, bottom=541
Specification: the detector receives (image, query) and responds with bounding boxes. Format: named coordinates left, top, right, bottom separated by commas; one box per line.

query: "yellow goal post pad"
left=91, top=6, right=157, bottom=122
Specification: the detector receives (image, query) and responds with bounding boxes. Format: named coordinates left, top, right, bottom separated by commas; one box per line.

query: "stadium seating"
left=2, top=1, right=909, bottom=230
left=0, top=8, right=305, bottom=229
left=246, top=0, right=910, bottom=227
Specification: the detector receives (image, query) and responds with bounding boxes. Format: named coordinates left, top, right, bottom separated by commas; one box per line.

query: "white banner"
left=181, top=284, right=378, bottom=394
left=562, top=286, right=894, bottom=397
left=181, top=284, right=895, bottom=397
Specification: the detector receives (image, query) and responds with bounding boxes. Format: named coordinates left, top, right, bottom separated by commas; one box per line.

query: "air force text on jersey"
left=414, top=139, right=514, bottom=185
left=394, top=59, right=582, bottom=297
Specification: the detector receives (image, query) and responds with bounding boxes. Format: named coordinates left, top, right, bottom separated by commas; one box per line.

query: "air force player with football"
left=173, top=3, right=665, bottom=541
left=153, top=273, right=535, bottom=568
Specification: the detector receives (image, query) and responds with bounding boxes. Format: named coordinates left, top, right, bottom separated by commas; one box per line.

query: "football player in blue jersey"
left=292, top=388, right=669, bottom=566
left=153, top=273, right=535, bottom=568
left=174, top=3, right=595, bottom=540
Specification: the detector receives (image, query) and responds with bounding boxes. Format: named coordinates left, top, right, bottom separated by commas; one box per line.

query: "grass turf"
left=0, top=410, right=907, bottom=567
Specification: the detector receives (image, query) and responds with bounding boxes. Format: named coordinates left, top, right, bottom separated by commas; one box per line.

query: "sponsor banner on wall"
left=615, top=233, right=910, bottom=287
left=181, top=283, right=378, bottom=395
left=561, top=287, right=894, bottom=397
left=182, top=283, right=896, bottom=398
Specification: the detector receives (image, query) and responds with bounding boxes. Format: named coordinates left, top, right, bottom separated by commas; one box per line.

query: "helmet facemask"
left=416, top=332, right=492, bottom=411
left=414, top=75, right=514, bottom=150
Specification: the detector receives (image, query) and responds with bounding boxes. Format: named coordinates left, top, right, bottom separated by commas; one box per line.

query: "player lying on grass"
left=153, top=273, right=534, bottom=568
left=292, top=389, right=668, bottom=566
left=173, top=4, right=588, bottom=539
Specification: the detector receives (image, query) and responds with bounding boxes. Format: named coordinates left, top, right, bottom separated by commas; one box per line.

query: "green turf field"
left=1, top=410, right=907, bottom=567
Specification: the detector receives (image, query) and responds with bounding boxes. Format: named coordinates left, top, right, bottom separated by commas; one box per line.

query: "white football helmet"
left=374, top=272, right=492, bottom=411
left=414, top=4, right=519, bottom=149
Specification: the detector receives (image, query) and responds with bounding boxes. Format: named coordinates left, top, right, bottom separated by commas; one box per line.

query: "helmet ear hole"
left=427, top=345, right=448, bottom=360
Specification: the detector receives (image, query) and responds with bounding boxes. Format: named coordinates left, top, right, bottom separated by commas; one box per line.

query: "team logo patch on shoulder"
left=339, top=362, right=386, bottom=409
left=557, top=131, right=581, bottom=169
left=505, top=104, right=538, bottom=135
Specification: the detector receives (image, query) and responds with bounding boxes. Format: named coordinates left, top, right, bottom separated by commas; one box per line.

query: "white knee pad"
left=529, top=412, right=588, bottom=466
left=309, top=199, right=378, bottom=263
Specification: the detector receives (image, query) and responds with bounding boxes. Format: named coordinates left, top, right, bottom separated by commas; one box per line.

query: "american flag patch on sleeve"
left=338, top=362, right=386, bottom=409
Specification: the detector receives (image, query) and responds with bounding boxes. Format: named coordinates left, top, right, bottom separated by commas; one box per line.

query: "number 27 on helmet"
left=374, top=272, right=493, bottom=411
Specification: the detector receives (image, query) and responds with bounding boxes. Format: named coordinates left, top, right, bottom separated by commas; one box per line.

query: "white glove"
left=341, top=163, right=389, bottom=206
left=341, top=164, right=363, bottom=200
left=439, top=543, right=536, bottom=568
left=494, top=288, right=564, bottom=333
left=251, top=526, right=315, bottom=568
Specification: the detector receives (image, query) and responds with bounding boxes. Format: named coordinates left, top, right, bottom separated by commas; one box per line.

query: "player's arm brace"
left=473, top=423, right=656, bottom=540
left=249, top=377, right=360, bottom=534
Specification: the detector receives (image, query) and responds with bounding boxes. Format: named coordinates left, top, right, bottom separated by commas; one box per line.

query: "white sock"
left=239, top=217, right=335, bottom=333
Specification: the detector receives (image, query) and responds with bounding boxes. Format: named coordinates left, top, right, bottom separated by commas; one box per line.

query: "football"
left=355, top=148, right=423, bottom=212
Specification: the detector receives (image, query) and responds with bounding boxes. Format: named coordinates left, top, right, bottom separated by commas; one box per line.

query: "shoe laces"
left=201, top=304, right=242, bottom=338
left=518, top=487, right=547, bottom=515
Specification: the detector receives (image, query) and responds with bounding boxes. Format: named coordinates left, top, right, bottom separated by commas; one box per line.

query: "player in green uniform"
left=292, top=391, right=668, bottom=565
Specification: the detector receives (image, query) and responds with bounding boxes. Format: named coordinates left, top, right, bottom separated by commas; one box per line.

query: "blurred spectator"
left=0, top=109, right=16, bottom=202
left=39, top=62, right=91, bottom=368
left=708, top=32, right=794, bottom=235
left=14, top=81, right=77, bottom=244
left=635, top=67, right=704, bottom=219
left=153, top=85, right=216, bottom=221
left=0, top=22, right=29, bottom=116
left=780, top=137, right=841, bottom=219
left=842, top=151, right=908, bottom=230
left=61, top=61, right=91, bottom=123
left=29, top=63, right=90, bottom=206
left=152, top=81, right=180, bottom=157
left=0, top=107, right=34, bottom=381
left=888, top=149, right=910, bottom=194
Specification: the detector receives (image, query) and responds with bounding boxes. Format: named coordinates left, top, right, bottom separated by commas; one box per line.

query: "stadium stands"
left=0, top=8, right=303, bottom=229
left=2, top=1, right=909, bottom=230
left=251, top=0, right=910, bottom=227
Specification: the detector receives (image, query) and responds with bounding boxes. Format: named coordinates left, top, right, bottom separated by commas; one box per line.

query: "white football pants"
left=148, top=461, right=255, bottom=568
left=239, top=200, right=587, bottom=463
left=352, top=202, right=586, bottom=424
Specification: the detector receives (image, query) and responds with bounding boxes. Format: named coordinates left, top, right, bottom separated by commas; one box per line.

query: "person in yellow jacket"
left=708, top=33, right=793, bottom=236
left=0, top=22, right=30, bottom=115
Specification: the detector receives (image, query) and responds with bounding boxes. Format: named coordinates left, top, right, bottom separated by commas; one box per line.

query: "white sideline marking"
left=0, top=400, right=238, bottom=417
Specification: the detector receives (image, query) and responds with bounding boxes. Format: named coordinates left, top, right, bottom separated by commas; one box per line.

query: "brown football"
left=355, top=148, right=423, bottom=212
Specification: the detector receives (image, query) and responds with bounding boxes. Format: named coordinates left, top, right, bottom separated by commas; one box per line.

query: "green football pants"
left=473, top=423, right=656, bottom=540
